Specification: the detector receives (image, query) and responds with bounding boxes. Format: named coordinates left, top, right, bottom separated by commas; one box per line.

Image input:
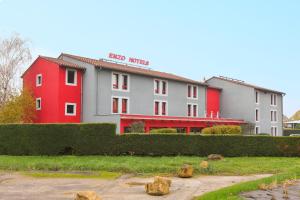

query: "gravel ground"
left=0, top=172, right=270, bottom=200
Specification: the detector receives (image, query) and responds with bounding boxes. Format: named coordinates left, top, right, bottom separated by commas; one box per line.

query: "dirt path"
left=0, top=172, right=270, bottom=200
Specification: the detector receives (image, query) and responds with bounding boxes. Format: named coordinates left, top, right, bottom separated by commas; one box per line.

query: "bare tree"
left=0, top=34, right=31, bottom=107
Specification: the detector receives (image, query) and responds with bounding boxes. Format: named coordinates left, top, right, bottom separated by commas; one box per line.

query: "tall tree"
left=0, top=34, right=31, bottom=107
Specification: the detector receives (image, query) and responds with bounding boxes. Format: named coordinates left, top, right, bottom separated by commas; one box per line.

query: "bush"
left=150, top=128, right=177, bottom=134
left=283, top=129, right=300, bottom=136
left=201, top=125, right=242, bottom=135
left=129, top=121, right=145, bottom=133
left=1, top=124, right=300, bottom=157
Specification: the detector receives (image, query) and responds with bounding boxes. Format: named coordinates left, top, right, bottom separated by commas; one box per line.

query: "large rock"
left=145, top=176, right=171, bottom=196
left=207, top=154, right=224, bottom=161
left=75, top=191, right=101, bottom=200
left=178, top=164, right=194, bottom=178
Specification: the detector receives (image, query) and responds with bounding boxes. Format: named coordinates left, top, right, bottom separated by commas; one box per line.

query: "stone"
left=178, top=164, right=194, bottom=178
left=145, top=176, right=171, bottom=196
left=200, top=161, right=209, bottom=169
left=75, top=191, right=101, bottom=200
left=207, top=154, right=224, bottom=161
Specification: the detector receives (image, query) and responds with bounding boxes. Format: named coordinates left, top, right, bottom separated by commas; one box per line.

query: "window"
left=188, top=85, right=191, bottom=97
left=187, top=103, right=198, bottom=117
left=154, top=100, right=168, bottom=116
left=255, top=109, right=259, bottom=122
left=255, top=126, right=259, bottom=134
left=65, top=103, right=76, bottom=116
left=36, top=98, right=41, bottom=110
left=112, top=72, right=129, bottom=91
left=112, top=98, right=119, bottom=113
left=271, top=126, right=277, bottom=136
left=271, top=94, right=277, bottom=106
left=66, top=69, right=77, bottom=86
left=112, top=73, right=119, bottom=89
left=162, top=81, right=167, bottom=95
left=154, top=79, right=167, bottom=95
left=271, top=110, right=277, bottom=122
left=112, top=97, right=129, bottom=114
left=122, top=98, right=128, bottom=114
left=36, top=74, right=42, bottom=87
left=187, top=84, right=198, bottom=99
left=255, top=91, right=259, bottom=104
left=187, top=104, right=191, bottom=117
left=122, top=75, right=128, bottom=90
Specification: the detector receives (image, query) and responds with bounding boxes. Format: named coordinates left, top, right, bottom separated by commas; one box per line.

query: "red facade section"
left=22, top=57, right=82, bottom=123
left=206, top=87, right=220, bottom=118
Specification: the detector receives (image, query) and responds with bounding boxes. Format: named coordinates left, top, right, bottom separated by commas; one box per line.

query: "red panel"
left=206, top=88, right=220, bottom=118
left=22, top=57, right=82, bottom=123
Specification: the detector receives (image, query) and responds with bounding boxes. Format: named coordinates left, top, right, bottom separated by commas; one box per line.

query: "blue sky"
left=0, top=0, right=299, bottom=116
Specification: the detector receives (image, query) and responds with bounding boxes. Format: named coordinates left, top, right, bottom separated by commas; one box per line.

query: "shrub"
left=283, top=129, right=300, bottom=136
left=150, top=128, right=177, bottom=134
left=201, top=125, right=242, bottom=135
left=129, top=121, right=145, bottom=133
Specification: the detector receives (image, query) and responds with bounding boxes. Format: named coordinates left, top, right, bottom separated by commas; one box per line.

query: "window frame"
left=255, top=91, right=259, bottom=104
left=255, top=108, right=259, bottom=122
left=111, top=72, right=130, bottom=92
left=271, top=126, right=278, bottom=136
left=154, top=100, right=168, bottom=116
left=65, top=68, right=77, bottom=86
left=271, top=110, right=277, bottom=122
left=153, top=79, right=168, bottom=96
left=187, top=84, right=198, bottom=99
left=271, top=93, right=277, bottom=106
left=187, top=103, right=198, bottom=117
left=255, top=126, right=260, bottom=134
left=111, top=96, right=130, bottom=114
left=36, top=74, right=42, bottom=87
left=65, top=102, right=76, bottom=116
left=36, top=98, right=41, bottom=110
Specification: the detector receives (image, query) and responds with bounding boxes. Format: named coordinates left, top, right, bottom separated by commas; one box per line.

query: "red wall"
left=23, top=57, right=82, bottom=123
left=206, top=88, right=220, bottom=118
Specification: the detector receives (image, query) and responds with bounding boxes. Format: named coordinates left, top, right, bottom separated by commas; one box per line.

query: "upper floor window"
left=271, top=110, right=277, bottom=122
left=36, top=98, right=41, bottom=110
left=187, top=84, right=198, bottom=99
left=271, top=94, right=277, bottom=106
left=112, top=97, right=129, bottom=114
left=154, top=79, right=167, bottom=95
left=66, top=69, right=77, bottom=86
left=36, top=74, right=42, bottom=87
left=154, top=100, right=168, bottom=116
left=112, top=72, right=129, bottom=91
left=65, top=103, right=76, bottom=116
left=255, top=91, right=259, bottom=104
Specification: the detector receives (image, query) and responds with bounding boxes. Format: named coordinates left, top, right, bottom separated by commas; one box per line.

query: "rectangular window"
left=271, top=126, right=277, bottom=136
left=255, top=109, right=259, bottom=122
left=193, top=104, right=197, bottom=117
left=187, top=104, right=191, bottom=117
left=271, top=111, right=273, bottom=121
left=193, top=86, right=197, bottom=98
left=66, top=69, right=77, bottom=86
left=255, top=91, right=259, bottom=104
left=122, top=98, right=128, bottom=114
left=154, top=101, right=159, bottom=115
left=112, top=98, right=119, bottom=113
left=65, top=103, right=76, bottom=116
left=274, top=111, right=277, bottom=121
left=36, top=74, right=42, bottom=87
left=112, top=73, right=119, bottom=89
left=36, top=98, right=41, bottom=110
left=188, top=85, right=191, bottom=98
left=271, top=94, right=277, bottom=106
left=255, top=126, right=259, bottom=134
left=122, top=75, right=128, bottom=90
left=154, top=80, right=160, bottom=94
left=162, top=102, right=167, bottom=115
left=162, top=81, right=167, bottom=95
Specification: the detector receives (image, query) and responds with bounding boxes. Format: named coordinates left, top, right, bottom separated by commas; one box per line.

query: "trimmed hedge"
left=201, top=125, right=242, bottom=135
left=1, top=124, right=300, bottom=156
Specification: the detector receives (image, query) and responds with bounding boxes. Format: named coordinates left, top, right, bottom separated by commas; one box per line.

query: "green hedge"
left=150, top=128, right=177, bottom=134
left=1, top=124, right=300, bottom=156
left=201, top=125, right=242, bottom=135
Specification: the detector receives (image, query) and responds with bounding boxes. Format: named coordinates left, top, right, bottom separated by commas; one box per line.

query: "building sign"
left=108, top=53, right=150, bottom=66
